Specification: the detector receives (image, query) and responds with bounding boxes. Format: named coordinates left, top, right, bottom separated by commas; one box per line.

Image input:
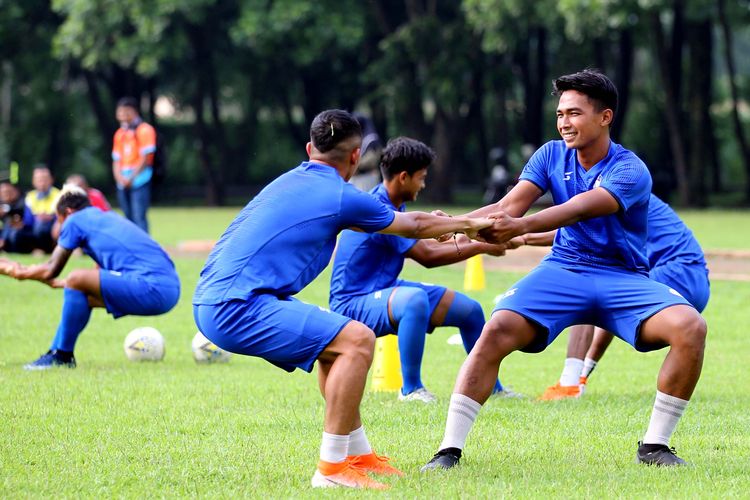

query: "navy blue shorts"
left=100, top=269, right=180, bottom=319
left=194, top=294, right=352, bottom=373
left=492, top=260, right=692, bottom=353
left=650, top=259, right=710, bottom=313
left=331, top=279, right=447, bottom=337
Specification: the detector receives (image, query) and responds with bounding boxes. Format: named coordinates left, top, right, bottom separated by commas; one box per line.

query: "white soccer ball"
left=124, top=327, right=165, bottom=362
left=192, top=331, right=232, bottom=364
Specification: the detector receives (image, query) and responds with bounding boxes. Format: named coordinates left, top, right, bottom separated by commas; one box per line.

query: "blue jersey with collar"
left=647, top=194, right=705, bottom=267
left=193, top=162, right=395, bottom=305
left=58, top=207, right=177, bottom=280
left=520, top=140, right=652, bottom=274
left=329, top=184, right=418, bottom=308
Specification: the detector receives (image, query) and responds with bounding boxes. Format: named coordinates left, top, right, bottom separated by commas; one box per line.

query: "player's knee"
left=405, top=289, right=430, bottom=318
left=65, top=270, right=85, bottom=290
left=482, top=311, right=535, bottom=352
left=667, top=311, right=707, bottom=352
left=346, top=322, right=376, bottom=365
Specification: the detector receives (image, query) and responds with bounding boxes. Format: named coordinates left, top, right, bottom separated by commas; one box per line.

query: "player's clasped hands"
left=480, top=211, right=523, bottom=244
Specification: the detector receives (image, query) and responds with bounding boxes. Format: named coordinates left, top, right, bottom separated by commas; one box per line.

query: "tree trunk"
left=686, top=18, right=713, bottom=207
left=650, top=10, right=690, bottom=205
left=611, top=28, right=634, bottom=141
left=186, top=23, right=224, bottom=205
left=82, top=70, right=117, bottom=175
left=717, top=0, right=750, bottom=202
left=427, top=108, right=454, bottom=203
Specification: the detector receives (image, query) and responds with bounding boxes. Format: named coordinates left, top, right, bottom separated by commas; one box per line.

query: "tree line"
left=0, top=0, right=749, bottom=206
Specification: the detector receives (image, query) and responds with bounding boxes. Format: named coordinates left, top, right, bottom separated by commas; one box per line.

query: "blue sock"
left=50, top=288, right=92, bottom=353
left=391, top=287, right=431, bottom=395
left=443, top=292, right=503, bottom=392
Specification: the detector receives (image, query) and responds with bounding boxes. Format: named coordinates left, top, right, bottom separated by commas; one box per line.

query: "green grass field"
left=2, top=207, right=749, bottom=497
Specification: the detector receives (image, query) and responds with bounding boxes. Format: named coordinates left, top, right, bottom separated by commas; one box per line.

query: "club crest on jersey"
left=593, top=175, right=602, bottom=188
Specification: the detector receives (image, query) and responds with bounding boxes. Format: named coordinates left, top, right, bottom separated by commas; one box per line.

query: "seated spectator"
left=65, top=174, right=111, bottom=211
left=0, top=181, right=35, bottom=254
left=25, top=165, right=60, bottom=253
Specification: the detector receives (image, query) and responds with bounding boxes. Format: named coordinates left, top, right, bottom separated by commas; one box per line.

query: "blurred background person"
left=112, top=97, right=155, bottom=233
left=0, top=180, right=35, bottom=254
left=66, top=174, right=111, bottom=212
left=25, top=165, right=60, bottom=253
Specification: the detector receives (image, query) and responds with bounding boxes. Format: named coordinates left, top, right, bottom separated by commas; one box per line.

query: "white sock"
left=348, top=426, right=372, bottom=456
left=643, top=390, right=689, bottom=446
left=320, top=432, right=349, bottom=464
left=439, top=393, right=482, bottom=451
left=559, top=357, right=584, bottom=386
left=582, top=358, right=598, bottom=378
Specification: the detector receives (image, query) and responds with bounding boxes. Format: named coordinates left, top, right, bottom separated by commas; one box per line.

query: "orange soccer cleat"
left=539, top=382, right=582, bottom=401
left=348, top=452, right=405, bottom=477
left=311, top=460, right=389, bottom=490
left=579, top=375, right=588, bottom=387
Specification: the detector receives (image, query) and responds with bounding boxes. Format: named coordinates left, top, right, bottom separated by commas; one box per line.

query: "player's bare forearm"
left=382, top=211, right=492, bottom=240
left=481, top=188, right=619, bottom=244
left=464, top=181, right=543, bottom=218
left=520, top=188, right=619, bottom=233
left=407, top=238, right=504, bottom=268
left=10, top=246, right=71, bottom=283
left=523, top=230, right=557, bottom=247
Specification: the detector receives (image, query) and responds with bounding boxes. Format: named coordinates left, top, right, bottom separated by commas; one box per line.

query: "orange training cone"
left=464, top=254, right=485, bottom=291
left=370, top=335, right=402, bottom=392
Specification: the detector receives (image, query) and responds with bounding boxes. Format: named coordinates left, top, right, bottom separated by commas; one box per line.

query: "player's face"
left=32, top=170, right=53, bottom=192
left=404, top=168, right=428, bottom=201
left=556, top=90, right=609, bottom=150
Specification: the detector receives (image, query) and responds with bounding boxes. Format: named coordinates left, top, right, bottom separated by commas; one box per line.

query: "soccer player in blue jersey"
left=330, top=137, right=518, bottom=403
left=536, top=193, right=710, bottom=399
left=0, top=186, right=180, bottom=370
left=421, top=70, right=707, bottom=471
left=192, top=110, right=493, bottom=490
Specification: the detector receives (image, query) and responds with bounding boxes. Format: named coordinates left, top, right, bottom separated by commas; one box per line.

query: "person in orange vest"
left=112, top=97, right=155, bottom=233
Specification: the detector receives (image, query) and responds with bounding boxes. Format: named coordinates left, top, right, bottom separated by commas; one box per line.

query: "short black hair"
left=116, top=96, right=140, bottom=111
left=380, top=137, right=436, bottom=180
left=55, top=186, right=91, bottom=215
left=552, top=69, right=618, bottom=120
left=309, top=109, right=362, bottom=154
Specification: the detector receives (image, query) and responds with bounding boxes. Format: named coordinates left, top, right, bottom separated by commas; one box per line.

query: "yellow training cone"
left=371, top=335, right=402, bottom=392
left=464, top=254, right=485, bottom=291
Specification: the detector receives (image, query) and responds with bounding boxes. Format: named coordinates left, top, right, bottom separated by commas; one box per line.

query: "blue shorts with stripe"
left=331, top=279, right=447, bottom=337
left=193, top=294, right=352, bottom=373
left=100, top=269, right=180, bottom=319
left=492, top=260, right=692, bottom=353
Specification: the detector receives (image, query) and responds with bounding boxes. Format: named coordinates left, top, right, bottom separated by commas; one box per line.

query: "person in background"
left=66, top=174, right=111, bottom=211
left=112, top=96, right=155, bottom=233
left=0, top=180, right=35, bottom=254
left=25, top=165, right=60, bottom=253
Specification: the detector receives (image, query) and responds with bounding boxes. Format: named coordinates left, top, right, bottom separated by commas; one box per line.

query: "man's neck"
left=308, top=158, right=348, bottom=180
left=383, top=181, right=405, bottom=207
left=576, top=136, right=611, bottom=170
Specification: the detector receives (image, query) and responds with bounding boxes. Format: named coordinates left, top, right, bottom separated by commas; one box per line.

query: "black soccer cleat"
left=23, top=350, right=77, bottom=371
left=636, top=441, right=687, bottom=466
left=420, top=448, right=461, bottom=472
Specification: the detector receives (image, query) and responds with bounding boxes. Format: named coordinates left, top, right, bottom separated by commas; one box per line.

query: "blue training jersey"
left=329, top=184, right=418, bottom=308
left=520, top=140, right=652, bottom=274
left=58, top=207, right=178, bottom=280
left=647, top=194, right=706, bottom=267
left=193, top=161, right=395, bottom=305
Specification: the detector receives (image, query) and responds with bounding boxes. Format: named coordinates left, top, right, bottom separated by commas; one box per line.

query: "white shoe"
left=310, top=464, right=387, bottom=489
left=492, top=388, right=524, bottom=399
left=398, top=387, right=437, bottom=403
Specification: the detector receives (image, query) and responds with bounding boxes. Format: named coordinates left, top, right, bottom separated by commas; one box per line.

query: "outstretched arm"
left=0, top=245, right=72, bottom=286
left=463, top=180, right=543, bottom=218
left=406, top=236, right=507, bottom=268
left=481, top=187, right=619, bottom=244
left=379, top=211, right=493, bottom=240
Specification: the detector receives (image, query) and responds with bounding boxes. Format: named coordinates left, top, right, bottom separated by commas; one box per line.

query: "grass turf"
left=1, top=207, right=749, bottom=497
